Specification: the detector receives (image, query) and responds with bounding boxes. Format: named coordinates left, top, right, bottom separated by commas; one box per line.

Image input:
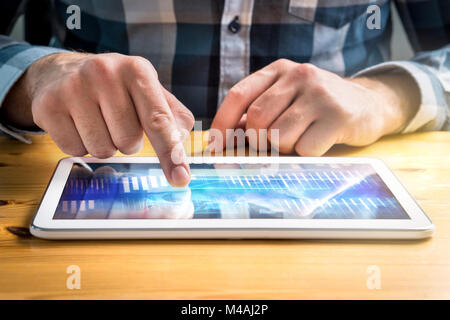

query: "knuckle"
left=289, top=105, right=306, bottom=121
left=129, top=56, right=157, bottom=78
left=273, top=58, right=292, bottom=69
left=261, top=89, right=281, bottom=102
left=228, top=84, right=246, bottom=101
left=310, top=83, right=329, bottom=97
left=175, top=108, right=195, bottom=129
left=147, top=110, right=172, bottom=132
left=82, top=56, right=115, bottom=78
left=104, top=52, right=123, bottom=60
left=127, top=57, right=158, bottom=88
left=300, top=63, right=317, bottom=73
left=291, top=63, right=317, bottom=80
left=246, top=104, right=265, bottom=127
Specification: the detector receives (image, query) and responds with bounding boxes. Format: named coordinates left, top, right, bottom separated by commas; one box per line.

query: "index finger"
left=210, top=63, right=279, bottom=150
left=124, top=58, right=190, bottom=187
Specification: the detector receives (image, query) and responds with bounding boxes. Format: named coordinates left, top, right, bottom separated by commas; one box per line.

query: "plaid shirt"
left=0, top=0, right=449, bottom=143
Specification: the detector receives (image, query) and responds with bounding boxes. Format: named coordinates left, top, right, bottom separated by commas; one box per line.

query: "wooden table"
left=0, top=132, right=449, bottom=299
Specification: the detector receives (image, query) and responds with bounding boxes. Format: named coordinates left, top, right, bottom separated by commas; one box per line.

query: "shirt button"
left=228, top=16, right=241, bottom=34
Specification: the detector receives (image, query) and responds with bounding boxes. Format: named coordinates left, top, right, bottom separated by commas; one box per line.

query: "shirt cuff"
left=0, top=44, right=67, bottom=143
left=352, top=61, right=448, bottom=133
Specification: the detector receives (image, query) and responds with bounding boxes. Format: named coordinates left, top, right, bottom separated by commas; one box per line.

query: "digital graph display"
left=53, top=163, right=410, bottom=220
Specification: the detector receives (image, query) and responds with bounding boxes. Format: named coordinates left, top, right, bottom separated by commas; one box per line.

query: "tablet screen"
left=53, top=163, right=409, bottom=220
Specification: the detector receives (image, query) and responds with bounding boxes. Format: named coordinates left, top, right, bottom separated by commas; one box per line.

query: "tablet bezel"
left=31, top=156, right=434, bottom=232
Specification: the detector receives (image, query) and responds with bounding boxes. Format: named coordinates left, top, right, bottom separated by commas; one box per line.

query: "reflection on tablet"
left=53, top=163, right=410, bottom=220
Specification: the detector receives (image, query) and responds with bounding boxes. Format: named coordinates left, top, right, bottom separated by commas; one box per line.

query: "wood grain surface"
left=0, top=132, right=449, bottom=299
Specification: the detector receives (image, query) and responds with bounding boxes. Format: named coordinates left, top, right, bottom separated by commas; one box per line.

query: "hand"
left=1, top=52, right=194, bottom=186
left=211, top=59, right=418, bottom=155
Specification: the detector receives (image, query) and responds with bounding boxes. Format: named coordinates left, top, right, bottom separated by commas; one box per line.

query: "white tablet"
left=30, top=157, right=434, bottom=240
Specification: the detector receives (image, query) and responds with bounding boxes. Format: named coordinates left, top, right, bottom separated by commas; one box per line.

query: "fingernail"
left=171, top=165, right=190, bottom=186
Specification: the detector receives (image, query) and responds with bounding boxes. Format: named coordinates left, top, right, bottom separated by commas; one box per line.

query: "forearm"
left=0, top=36, right=67, bottom=139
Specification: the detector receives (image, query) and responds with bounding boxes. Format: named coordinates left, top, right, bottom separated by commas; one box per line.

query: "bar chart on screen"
left=53, top=163, right=409, bottom=220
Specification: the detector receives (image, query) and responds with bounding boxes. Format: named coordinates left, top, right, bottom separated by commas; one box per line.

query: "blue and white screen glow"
left=53, top=163, right=410, bottom=220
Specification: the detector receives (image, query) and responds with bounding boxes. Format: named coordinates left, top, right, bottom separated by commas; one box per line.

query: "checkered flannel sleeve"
left=354, top=0, right=450, bottom=132
left=0, top=35, right=66, bottom=142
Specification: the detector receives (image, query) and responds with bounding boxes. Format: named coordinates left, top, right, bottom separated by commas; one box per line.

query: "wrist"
left=0, top=52, right=83, bottom=129
left=25, top=52, right=80, bottom=100
left=0, top=68, right=35, bottom=129
left=349, top=72, right=420, bottom=136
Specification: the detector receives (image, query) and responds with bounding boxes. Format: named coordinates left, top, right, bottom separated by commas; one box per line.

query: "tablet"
left=30, top=157, right=434, bottom=239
